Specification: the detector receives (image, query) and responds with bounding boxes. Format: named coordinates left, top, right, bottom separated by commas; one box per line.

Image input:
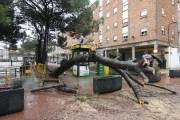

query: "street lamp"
left=168, top=22, right=178, bottom=69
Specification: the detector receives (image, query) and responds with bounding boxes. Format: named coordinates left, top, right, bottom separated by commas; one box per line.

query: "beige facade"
left=0, top=49, right=9, bottom=60
left=65, top=0, right=180, bottom=69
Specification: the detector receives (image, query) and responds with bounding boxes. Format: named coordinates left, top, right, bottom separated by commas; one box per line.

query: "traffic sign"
left=153, top=49, right=158, bottom=53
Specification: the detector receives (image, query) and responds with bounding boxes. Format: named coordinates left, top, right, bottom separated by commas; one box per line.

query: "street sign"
left=153, top=49, right=158, bottom=53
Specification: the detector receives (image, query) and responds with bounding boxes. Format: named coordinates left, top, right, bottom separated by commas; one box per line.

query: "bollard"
left=44, top=64, right=46, bottom=74
left=15, top=68, right=16, bottom=78
left=11, top=60, right=12, bottom=66
left=5, top=68, right=8, bottom=84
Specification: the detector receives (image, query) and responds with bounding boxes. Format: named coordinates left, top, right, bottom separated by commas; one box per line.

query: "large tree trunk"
left=31, top=83, right=66, bottom=92
left=49, top=53, right=154, bottom=79
left=39, top=79, right=61, bottom=87
left=37, top=34, right=42, bottom=64
left=58, top=87, right=78, bottom=94
left=49, top=47, right=176, bottom=104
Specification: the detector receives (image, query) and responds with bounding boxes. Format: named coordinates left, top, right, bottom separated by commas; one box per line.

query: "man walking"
left=162, top=57, right=167, bottom=69
left=60, top=57, right=67, bottom=75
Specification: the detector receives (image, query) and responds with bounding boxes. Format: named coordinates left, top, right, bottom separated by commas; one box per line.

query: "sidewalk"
left=159, top=68, right=170, bottom=74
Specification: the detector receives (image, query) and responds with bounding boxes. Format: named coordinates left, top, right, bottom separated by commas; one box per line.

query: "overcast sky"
left=90, top=0, right=96, bottom=5
left=0, top=0, right=98, bottom=49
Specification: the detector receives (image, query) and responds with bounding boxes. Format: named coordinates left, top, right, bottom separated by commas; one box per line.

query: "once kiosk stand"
left=72, top=44, right=92, bottom=77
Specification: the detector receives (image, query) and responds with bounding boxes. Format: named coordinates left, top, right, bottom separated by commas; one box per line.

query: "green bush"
left=109, top=68, right=119, bottom=75
left=10, top=79, right=23, bottom=89
left=109, top=50, right=121, bottom=57
left=95, top=75, right=117, bottom=79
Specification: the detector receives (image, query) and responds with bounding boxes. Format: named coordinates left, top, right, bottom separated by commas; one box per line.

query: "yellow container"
left=31, top=61, right=35, bottom=65
left=104, top=66, right=109, bottom=75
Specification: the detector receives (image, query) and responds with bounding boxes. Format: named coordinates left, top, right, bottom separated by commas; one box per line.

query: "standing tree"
left=18, top=39, right=38, bottom=61
left=109, top=50, right=121, bottom=59
left=0, top=4, right=12, bottom=26
left=0, top=0, right=25, bottom=45
left=18, top=47, right=25, bottom=62
left=17, top=0, right=101, bottom=64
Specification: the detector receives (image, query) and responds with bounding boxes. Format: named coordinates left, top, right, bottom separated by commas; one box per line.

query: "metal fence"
left=0, top=64, right=46, bottom=84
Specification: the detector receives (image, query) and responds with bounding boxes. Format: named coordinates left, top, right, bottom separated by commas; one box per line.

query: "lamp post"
left=168, top=22, right=178, bottom=69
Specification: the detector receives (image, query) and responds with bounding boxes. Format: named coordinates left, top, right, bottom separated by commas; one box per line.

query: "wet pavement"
left=0, top=62, right=180, bottom=120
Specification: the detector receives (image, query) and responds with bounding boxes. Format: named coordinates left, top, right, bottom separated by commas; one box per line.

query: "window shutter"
left=122, top=26, right=128, bottom=33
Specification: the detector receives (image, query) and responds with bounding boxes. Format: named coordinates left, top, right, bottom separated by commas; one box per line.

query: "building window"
left=107, top=25, right=109, bottom=31
left=114, top=7, right=117, bottom=14
left=93, top=11, right=95, bottom=14
left=123, top=18, right=128, bottom=24
left=162, top=8, right=166, bottom=17
left=123, top=33, right=128, bottom=41
left=123, top=1, right=128, bottom=11
left=107, top=12, right=110, bottom=18
left=100, top=11, right=103, bottom=17
left=141, top=9, right=147, bottom=18
left=99, top=23, right=103, bottom=29
left=172, top=0, right=174, bottom=5
left=107, top=0, right=110, bottom=5
left=172, top=15, right=175, bottom=22
left=106, top=37, right=109, bottom=43
left=100, top=18, right=103, bottom=24
left=93, top=32, right=95, bottom=36
left=113, top=22, right=117, bottom=28
left=172, top=30, right=175, bottom=40
left=100, top=6, right=103, bottom=12
left=100, top=42, right=102, bottom=46
left=122, top=26, right=128, bottom=41
left=114, top=35, right=117, bottom=41
left=100, top=29, right=102, bottom=35
left=123, top=0, right=128, bottom=3
left=123, top=10, right=128, bottom=23
left=100, top=40, right=102, bottom=46
left=162, top=26, right=165, bottom=35
left=141, top=27, right=147, bottom=36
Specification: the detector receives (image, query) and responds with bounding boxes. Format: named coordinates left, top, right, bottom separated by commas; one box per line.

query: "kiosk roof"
left=71, top=44, right=92, bottom=50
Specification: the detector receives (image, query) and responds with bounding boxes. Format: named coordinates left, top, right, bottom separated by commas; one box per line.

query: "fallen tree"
left=49, top=46, right=176, bottom=104
left=31, top=83, right=66, bottom=92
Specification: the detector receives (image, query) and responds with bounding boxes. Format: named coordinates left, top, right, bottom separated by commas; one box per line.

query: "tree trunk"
left=58, top=87, right=78, bottom=94
left=42, top=35, right=47, bottom=64
left=39, top=79, right=61, bottom=87
left=48, top=47, right=176, bottom=104
left=37, top=35, right=42, bottom=64
left=49, top=54, right=154, bottom=78
left=31, top=83, right=66, bottom=92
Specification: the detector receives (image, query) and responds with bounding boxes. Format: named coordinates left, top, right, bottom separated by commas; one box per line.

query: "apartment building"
left=0, top=49, right=9, bottom=61
left=65, top=0, right=180, bottom=69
